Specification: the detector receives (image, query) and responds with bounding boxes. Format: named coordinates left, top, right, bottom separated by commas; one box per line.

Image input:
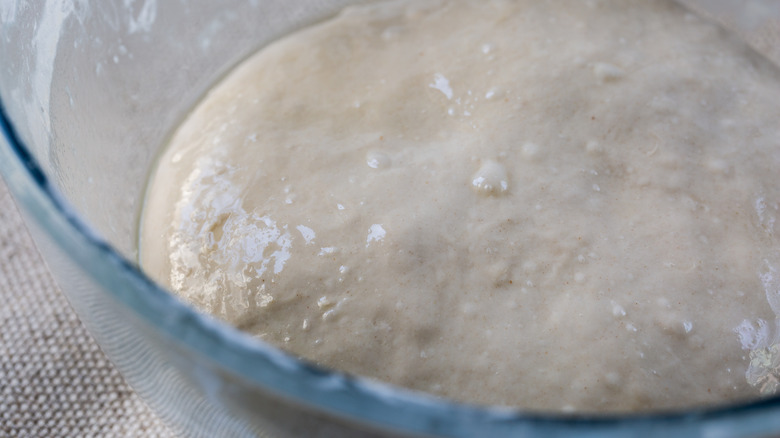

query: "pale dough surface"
left=140, top=0, right=780, bottom=412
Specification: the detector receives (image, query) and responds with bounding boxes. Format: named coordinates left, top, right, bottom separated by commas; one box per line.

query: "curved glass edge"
left=2, top=98, right=780, bottom=438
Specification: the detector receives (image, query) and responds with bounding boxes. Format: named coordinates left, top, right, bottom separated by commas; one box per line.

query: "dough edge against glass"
left=139, top=0, right=780, bottom=412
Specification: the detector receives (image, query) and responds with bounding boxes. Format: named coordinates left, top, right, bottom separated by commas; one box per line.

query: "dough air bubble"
left=471, top=160, right=509, bottom=196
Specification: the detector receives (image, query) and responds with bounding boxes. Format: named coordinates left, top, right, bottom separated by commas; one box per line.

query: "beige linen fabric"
left=0, top=179, right=174, bottom=437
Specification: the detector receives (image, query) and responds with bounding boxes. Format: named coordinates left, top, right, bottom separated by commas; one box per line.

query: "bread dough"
left=139, top=0, right=780, bottom=412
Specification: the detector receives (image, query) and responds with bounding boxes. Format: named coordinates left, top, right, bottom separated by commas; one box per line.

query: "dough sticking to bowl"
left=140, top=0, right=780, bottom=413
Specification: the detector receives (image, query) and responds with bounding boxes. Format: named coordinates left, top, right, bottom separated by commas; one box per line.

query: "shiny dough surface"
left=140, top=0, right=780, bottom=412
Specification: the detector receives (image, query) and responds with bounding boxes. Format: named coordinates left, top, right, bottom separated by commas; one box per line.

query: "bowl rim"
left=3, top=95, right=780, bottom=437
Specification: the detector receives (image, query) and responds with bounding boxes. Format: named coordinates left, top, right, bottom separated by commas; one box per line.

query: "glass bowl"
left=2, top=1, right=780, bottom=436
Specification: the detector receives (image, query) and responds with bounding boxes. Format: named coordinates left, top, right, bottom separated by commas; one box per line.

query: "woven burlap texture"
left=0, top=180, right=174, bottom=437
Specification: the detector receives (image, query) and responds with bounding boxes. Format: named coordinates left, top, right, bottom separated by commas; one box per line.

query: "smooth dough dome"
left=140, top=0, right=780, bottom=413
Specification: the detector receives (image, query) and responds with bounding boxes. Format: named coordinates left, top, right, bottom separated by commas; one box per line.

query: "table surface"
left=0, top=179, right=174, bottom=437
